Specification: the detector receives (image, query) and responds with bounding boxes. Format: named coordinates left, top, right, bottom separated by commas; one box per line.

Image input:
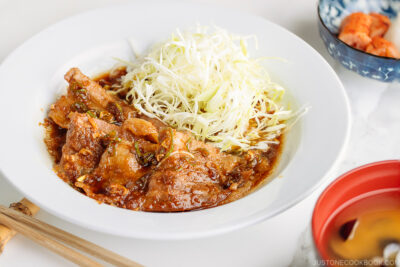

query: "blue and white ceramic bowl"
left=318, top=0, right=400, bottom=82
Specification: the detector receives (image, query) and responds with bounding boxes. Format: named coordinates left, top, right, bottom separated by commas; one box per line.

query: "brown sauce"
left=43, top=66, right=283, bottom=212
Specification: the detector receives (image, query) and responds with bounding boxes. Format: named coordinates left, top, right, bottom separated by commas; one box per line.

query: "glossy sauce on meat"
left=43, top=67, right=283, bottom=212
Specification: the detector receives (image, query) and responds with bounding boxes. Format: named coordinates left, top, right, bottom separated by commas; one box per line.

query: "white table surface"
left=0, top=0, right=399, bottom=266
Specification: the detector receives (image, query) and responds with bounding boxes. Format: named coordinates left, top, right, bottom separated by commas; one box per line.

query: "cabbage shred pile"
left=120, top=26, right=292, bottom=152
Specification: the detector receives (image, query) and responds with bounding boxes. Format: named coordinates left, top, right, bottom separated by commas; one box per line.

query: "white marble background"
left=0, top=0, right=399, bottom=266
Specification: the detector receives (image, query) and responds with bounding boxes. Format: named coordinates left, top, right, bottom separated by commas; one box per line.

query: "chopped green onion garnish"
left=185, top=137, right=192, bottom=151
left=86, top=110, right=97, bottom=118
left=164, top=128, right=174, bottom=159
left=115, top=102, right=123, bottom=113
left=134, top=141, right=142, bottom=157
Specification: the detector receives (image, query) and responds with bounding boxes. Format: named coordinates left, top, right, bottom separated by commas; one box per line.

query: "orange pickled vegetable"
left=370, top=12, right=391, bottom=38
left=365, top=36, right=400, bottom=58
left=339, top=12, right=372, bottom=50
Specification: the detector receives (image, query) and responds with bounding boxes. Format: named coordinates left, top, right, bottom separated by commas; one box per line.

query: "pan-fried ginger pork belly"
left=43, top=67, right=282, bottom=212
left=75, top=140, right=149, bottom=208
left=143, top=153, right=229, bottom=211
left=123, top=118, right=159, bottom=143
left=95, top=141, right=148, bottom=186
left=58, top=112, right=119, bottom=181
left=141, top=128, right=238, bottom=211
left=49, top=68, right=134, bottom=128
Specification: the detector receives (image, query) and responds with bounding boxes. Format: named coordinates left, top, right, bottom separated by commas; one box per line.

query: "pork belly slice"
left=64, top=68, right=114, bottom=110
left=74, top=140, right=149, bottom=205
left=70, top=115, right=160, bottom=203
left=142, top=129, right=270, bottom=211
left=75, top=139, right=158, bottom=208
left=157, top=127, right=241, bottom=175
left=93, top=141, right=148, bottom=188
left=140, top=128, right=242, bottom=211
left=48, top=95, right=75, bottom=128
left=142, top=154, right=229, bottom=212
left=49, top=68, right=135, bottom=128
left=58, top=112, right=119, bottom=181
left=122, top=118, right=159, bottom=143
left=65, top=68, right=134, bottom=121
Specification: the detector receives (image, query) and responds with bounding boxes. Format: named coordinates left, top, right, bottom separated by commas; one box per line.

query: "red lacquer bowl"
left=312, top=160, right=400, bottom=263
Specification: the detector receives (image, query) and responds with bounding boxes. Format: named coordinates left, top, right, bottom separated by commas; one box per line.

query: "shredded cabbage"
left=120, top=26, right=294, bottom=152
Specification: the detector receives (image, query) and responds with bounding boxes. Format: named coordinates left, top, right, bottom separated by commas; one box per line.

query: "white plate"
left=0, top=1, right=350, bottom=239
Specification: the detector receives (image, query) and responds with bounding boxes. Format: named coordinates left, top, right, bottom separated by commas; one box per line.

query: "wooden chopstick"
left=0, top=198, right=40, bottom=253
left=0, top=205, right=143, bottom=267
left=0, top=212, right=103, bottom=267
